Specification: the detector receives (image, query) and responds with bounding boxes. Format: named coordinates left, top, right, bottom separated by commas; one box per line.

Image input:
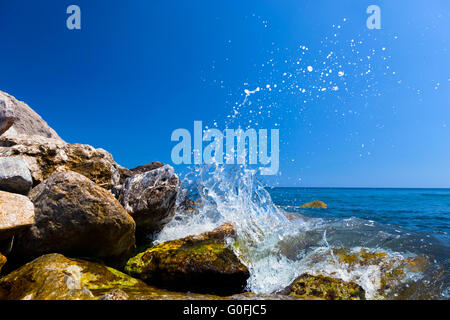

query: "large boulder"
left=0, top=253, right=223, bottom=300
left=282, top=274, right=365, bottom=300
left=0, top=91, right=63, bottom=141
left=0, top=157, right=33, bottom=195
left=125, top=223, right=250, bottom=296
left=117, top=165, right=180, bottom=237
left=0, top=190, right=35, bottom=240
left=0, top=134, right=126, bottom=189
left=12, top=171, right=136, bottom=267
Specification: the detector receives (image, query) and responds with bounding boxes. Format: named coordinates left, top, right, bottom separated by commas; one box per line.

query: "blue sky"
left=0, top=0, right=449, bottom=187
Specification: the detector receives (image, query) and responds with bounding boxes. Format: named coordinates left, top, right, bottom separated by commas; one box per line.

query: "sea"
left=156, top=166, right=450, bottom=300
left=269, top=187, right=450, bottom=245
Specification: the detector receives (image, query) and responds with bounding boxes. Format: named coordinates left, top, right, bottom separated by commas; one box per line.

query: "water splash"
left=156, top=164, right=445, bottom=298
left=156, top=164, right=306, bottom=293
left=157, top=17, right=447, bottom=298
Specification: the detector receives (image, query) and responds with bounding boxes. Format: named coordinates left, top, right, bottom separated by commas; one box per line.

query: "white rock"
left=0, top=157, right=33, bottom=195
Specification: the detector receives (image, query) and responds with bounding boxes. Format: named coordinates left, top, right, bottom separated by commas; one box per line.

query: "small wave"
left=420, top=193, right=450, bottom=198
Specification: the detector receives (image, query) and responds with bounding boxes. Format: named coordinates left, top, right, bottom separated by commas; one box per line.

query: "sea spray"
left=156, top=163, right=308, bottom=293
left=156, top=164, right=445, bottom=298
left=158, top=18, right=445, bottom=297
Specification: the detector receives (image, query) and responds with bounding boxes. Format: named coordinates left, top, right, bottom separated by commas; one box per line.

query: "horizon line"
left=265, top=186, right=450, bottom=189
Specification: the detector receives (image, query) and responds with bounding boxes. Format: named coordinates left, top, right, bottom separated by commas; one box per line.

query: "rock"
left=118, top=165, right=180, bottom=236
left=300, top=200, right=327, bottom=209
left=118, top=166, right=133, bottom=184
left=332, top=247, right=431, bottom=299
left=228, top=293, right=301, bottom=300
left=0, top=157, right=33, bottom=195
left=0, top=93, right=15, bottom=136
left=131, top=161, right=164, bottom=174
left=0, top=253, right=6, bottom=273
left=283, top=274, right=365, bottom=300
left=0, top=134, right=126, bottom=189
left=125, top=223, right=249, bottom=296
left=0, top=253, right=224, bottom=300
left=0, top=91, right=63, bottom=141
left=177, top=198, right=200, bottom=215
left=98, top=288, right=130, bottom=300
left=13, top=171, right=136, bottom=267
left=0, top=191, right=35, bottom=240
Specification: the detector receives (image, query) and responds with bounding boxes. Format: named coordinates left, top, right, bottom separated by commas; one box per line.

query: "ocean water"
left=269, top=187, right=450, bottom=299
left=157, top=166, right=449, bottom=300
left=269, top=188, right=450, bottom=244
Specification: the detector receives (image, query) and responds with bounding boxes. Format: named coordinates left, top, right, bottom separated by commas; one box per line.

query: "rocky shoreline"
left=0, top=91, right=429, bottom=300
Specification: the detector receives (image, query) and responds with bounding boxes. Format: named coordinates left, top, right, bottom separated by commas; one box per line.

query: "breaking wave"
left=156, top=164, right=448, bottom=299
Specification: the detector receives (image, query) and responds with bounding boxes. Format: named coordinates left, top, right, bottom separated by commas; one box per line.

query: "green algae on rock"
left=331, top=247, right=431, bottom=299
left=284, top=274, right=365, bottom=300
left=300, top=200, right=328, bottom=209
left=0, top=253, right=224, bottom=300
left=125, top=223, right=250, bottom=296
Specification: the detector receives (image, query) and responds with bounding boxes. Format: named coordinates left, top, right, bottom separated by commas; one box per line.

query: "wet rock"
left=177, top=198, right=200, bottom=215
left=332, top=247, right=431, bottom=299
left=228, top=293, right=301, bottom=300
left=283, top=274, right=365, bottom=300
left=0, top=134, right=125, bottom=189
left=300, top=200, right=327, bottom=209
left=0, top=157, right=33, bottom=195
left=0, top=90, right=63, bottom=141
left=130, top=161, right=164, bottom=174
left=0, top=252, right=6, bottom=273
left=125, top=223, right=249, bottom=296
left=0, top=253, right=224, bottom=300
left=13, top=171, right=136, bottom=267
left=118, top=165, right=180, bottom=236
left=98, top=288, right=130, bottom=300
left=0, top=191, right=35, bottom=240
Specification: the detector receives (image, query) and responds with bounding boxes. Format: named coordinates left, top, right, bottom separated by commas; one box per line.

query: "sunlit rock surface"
left=0, top=190, right=34, bottom=240
left=0, top=91, right=63, bottom=141
left=12, top=171, right=136, bottom=267
left=0, top=254, right=223, bottom=300
left=0, top=134, right=127, bottom=189
left=0, top=157, right=33, bottom=195
left=125, top=223, right=250, bottom=296
left=118, top=165, right=180, bottom=237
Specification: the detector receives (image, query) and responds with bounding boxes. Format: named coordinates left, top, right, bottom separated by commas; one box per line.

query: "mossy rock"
left=300, top=201, right=327, bottom=209
left=333, top=248, right=389, bottom=266
left=125, top=223, right=250, bottom=296
left=332, top=248, right=431, bottom=299
left=284, top=274, right=365, bottom=300
left=0, top=253, right=223, bottom=300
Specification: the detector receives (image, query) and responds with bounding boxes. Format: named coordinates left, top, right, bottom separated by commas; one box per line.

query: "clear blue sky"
left=0, top=0, right=449, bottom=187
